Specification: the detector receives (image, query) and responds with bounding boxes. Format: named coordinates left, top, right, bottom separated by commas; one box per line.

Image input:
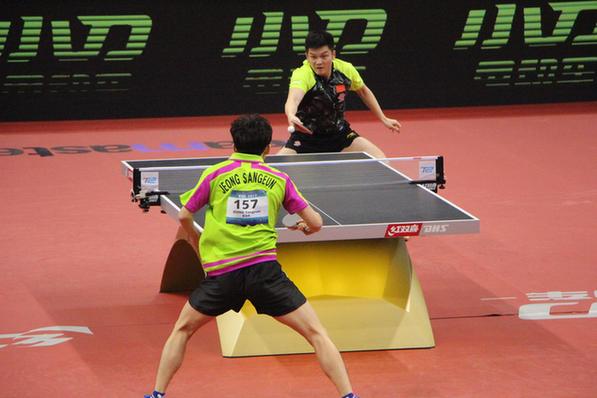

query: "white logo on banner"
left=419, top=161, right=436, bottom=179
left=0, top=326, right=93, bottom=349
left=518, top=290, right=597, bottom=320
left=141, top=172, right=159, bottom=190
left=419, top=160, right=437, bottom=191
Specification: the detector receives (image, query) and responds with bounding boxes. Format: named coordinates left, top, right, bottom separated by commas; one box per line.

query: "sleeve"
left=180, top=171, right=211, bottom=213
left=346, top=63, right=364, bottom=91
left=335, top=59, right=364, bottom=91
left=283, top=177, right=309, bottom=214
left=288, top=63, right=314, bottom=93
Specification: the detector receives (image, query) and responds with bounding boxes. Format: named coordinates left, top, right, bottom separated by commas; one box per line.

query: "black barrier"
left=1, top=1, right=596, bottom=121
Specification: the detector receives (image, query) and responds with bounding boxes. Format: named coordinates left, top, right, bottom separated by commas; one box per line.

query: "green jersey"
left=180, top=152, right=308, bottom=276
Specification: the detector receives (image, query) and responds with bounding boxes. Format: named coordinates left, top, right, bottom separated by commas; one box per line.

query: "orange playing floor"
left=1, top=102, right=596, bottom=397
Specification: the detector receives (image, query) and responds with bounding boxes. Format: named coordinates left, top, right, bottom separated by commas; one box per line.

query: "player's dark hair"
left=305, top=30, right=335, bottom=51
left=230, top=114, right=272, bottom=155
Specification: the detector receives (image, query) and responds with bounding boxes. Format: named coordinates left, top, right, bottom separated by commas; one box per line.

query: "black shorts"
left=284, top=129, right=360, bottom=153
left=188, top=260, right=306, bottom=317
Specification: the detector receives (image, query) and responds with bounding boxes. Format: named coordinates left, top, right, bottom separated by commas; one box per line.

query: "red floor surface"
left=1, top=102, right=596, bottom=397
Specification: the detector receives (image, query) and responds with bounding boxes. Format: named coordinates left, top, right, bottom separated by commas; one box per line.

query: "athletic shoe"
left=144, top=392, right=164, bottom=398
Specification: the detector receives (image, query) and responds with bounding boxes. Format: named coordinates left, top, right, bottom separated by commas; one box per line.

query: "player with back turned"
left=144, top=114, right=360, bottom=398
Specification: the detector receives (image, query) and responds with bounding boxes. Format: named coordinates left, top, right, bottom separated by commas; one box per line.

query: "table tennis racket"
left=288, top=123, right=313, bottom=135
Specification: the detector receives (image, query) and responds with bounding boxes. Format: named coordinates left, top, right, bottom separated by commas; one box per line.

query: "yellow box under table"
left=161, top=236, right=434, bottom=357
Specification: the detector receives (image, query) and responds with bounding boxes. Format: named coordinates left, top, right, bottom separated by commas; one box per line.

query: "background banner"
left=1, top=1, right=596, bottom=121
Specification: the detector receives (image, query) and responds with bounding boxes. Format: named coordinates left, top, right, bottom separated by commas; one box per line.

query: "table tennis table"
left=122, top=152, right=479, bottom=356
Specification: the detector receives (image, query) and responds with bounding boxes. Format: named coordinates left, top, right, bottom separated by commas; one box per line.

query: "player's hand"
left=383, top=117, right=401, bottom=133
left=288, top=115, right=313, bottom=135
left=289, top=220, right=314, bottom=235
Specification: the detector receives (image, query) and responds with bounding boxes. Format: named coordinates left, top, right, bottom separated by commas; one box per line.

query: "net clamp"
left=131, top=190, right=170, bottom=212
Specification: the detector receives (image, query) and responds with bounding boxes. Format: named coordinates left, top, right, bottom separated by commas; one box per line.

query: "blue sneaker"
left=144, top=391, right=165, bottom=398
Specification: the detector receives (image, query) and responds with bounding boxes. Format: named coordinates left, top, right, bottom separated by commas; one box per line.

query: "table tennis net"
left=136, top=156, right=444, bottom=196
left=270, top=156, right=442, bottom=192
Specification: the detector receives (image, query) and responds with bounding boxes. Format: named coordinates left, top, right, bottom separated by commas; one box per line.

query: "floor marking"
left=480, top=297, right=517, bottom=301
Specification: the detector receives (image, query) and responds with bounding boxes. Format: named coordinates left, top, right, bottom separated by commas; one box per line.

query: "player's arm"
left=178, top=206, right=201, bottom=253
left=355, top=84, right=401, bottom=133
left=294, top=205, right=323, bottom=235
left=285, top=88, right=312, bottom=134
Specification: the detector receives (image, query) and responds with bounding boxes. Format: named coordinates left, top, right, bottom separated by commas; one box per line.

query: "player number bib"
left=226, top=190, right=269, bottom=226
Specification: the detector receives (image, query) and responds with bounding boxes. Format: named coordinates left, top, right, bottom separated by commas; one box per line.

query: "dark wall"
left=1, top=1, right=596, bottom=121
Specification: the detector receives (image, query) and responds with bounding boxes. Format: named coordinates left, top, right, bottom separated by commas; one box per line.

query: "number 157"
left=234, top=199, right=258, bottom=210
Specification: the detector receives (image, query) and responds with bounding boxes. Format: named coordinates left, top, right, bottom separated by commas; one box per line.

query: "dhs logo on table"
left=423, top=224, right=449, bottom=234
left=385, top=223, right=422, bottom=238
left=385, top=223, right=450, bottom=238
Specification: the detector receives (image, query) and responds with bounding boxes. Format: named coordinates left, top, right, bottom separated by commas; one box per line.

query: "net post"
left=436, top=156, right=446, bottom=189
left=133, top=168, right=142, bottom=195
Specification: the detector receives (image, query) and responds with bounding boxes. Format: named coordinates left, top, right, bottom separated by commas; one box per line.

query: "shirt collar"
left=229, top=152, right=264, bottom=162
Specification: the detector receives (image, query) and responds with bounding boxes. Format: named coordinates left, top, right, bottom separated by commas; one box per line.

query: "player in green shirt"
left=144, top=114, right=359, bottom=398
left=278, top=30, right=401, bottom=158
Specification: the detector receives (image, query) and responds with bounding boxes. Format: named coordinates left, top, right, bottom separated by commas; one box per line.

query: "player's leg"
left=343, top=136, right=386, bottom=158
left=151, top=301, right=213, bottom=394
left=275, top=302, right=354, bottom=396
left=276, top=146, right=298, bottom=155
left=277, top=132, right=299, bottom=155
left=279, top=130, right=322, bottom=154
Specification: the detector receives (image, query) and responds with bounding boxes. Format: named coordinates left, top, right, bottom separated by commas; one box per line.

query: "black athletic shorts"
left=284, top=129, right=360, bottom=153
left=188, top=260, right=306, bottom=317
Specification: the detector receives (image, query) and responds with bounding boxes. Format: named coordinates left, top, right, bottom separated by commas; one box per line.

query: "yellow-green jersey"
left=289, top=58, right=364, bottom=135
left=180, top=152, right=308, bottom=276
